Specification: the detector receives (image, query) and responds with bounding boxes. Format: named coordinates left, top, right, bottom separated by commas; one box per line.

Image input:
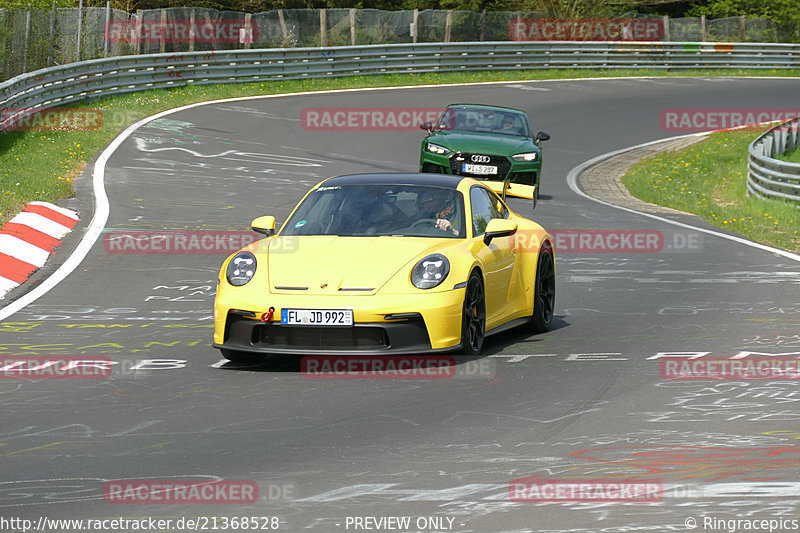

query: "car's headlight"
left=512, top=152, right=538, bottom=162
left=226, top=251, right=256, bottom=286
left=426, top=143, right=451, bottom=155
left=411, top=254, right=450, bottom=289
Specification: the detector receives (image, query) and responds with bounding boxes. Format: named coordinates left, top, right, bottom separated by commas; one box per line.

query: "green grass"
left=777, top=147, right=800, bottom=164
left=622, top=130, right=800, bottom=253
left=2, top=67, right=800, bottom=228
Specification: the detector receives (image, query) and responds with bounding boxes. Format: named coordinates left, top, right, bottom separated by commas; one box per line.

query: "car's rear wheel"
left=528, top=244, right=555, bottom=332
left=220, top=348, right=265, bottom=364
left=459, top=271, right=486, bottom=355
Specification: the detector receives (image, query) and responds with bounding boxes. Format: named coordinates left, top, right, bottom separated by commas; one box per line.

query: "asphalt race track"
left=2, top=77, right=800, bottom=533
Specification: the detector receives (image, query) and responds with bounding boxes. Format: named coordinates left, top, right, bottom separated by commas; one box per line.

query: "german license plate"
left=281, top=309, right=353, bottom=326
left=463, top=163, right=497, bottom=175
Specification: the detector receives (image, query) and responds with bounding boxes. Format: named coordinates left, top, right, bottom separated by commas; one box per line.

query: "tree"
left=688, top=0, right=800, bottom=39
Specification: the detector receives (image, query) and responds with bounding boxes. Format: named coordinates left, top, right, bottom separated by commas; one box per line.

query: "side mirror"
left=536, top=131, right=550, bottom=142
left=251, top=215, right=276, bottom=237
left=420, top=121, right=433, bottom=132
left=483, top=218, right=518, bottom=246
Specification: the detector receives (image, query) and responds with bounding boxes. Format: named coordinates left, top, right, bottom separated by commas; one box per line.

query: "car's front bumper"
left=213, top=288, right=465, bottom=355
left=420, top=152, right=540, bottom=185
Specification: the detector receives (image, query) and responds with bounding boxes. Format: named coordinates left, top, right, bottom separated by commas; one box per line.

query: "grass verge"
left=777, top=148, right=800, bottom=164
left=622, top=130, right=800, bottom=253
left=1, top=67, right=800, bottom=229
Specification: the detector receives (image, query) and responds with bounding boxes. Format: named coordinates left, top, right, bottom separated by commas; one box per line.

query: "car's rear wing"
left=484, top=181, right=538, bottom=209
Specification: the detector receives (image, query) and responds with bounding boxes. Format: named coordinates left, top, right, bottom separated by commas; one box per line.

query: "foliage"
left=687, top=0, right=800, bottom=39
left=0, top=0, right=72, bottom=9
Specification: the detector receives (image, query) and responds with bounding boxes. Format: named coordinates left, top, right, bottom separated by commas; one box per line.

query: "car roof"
left=444, top=103, right=527, bottom=115
left=321, top=173, right=464, bottom=189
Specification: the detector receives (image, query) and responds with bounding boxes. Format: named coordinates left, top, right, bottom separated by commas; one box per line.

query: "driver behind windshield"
left=417, top=191, right=459, bottom=236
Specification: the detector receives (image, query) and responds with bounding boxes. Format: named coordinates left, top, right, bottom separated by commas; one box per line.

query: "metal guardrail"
left=748, top=116, right=800, bottom=204
left=2, top=41, right=800, bottom=132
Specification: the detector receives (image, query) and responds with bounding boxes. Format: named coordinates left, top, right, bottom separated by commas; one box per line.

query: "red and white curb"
left=0, top=201, right=79, bottom=299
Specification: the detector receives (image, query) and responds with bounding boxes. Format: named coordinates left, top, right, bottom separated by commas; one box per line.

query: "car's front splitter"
left=214, top=312, right=462, bottom=355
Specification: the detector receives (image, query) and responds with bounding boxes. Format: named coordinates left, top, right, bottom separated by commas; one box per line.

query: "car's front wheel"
left=527, top=244, right=555, bottom=332
left=220, top=348, right=265, bottom=365
left=459, top=271, right=486, bottom=355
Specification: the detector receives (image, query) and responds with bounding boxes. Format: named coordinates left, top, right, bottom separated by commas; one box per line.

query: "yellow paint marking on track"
left=3, top=442, right=71, bottom=457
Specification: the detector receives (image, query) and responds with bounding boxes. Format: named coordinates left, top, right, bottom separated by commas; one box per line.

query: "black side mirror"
left=536, top=131, right=550, bottom=142
left=420, top=121, right=433, bottom=132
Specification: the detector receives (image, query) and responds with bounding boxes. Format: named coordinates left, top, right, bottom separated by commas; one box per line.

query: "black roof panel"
left=321, top=173, right=464, bottom=189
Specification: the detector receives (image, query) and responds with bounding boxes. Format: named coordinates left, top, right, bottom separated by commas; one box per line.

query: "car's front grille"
left=257, top=324, right=389, bottom=348
left=449, top=153, right=511, bottom=180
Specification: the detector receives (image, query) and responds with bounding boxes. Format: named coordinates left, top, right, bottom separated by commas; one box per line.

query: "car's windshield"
left=281, top=184, right=465, bottom=238
left=436, top=107, right=530, bottom=137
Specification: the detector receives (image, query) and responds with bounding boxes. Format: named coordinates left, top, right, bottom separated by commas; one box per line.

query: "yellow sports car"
left=213, top=173, right=554, bottom=362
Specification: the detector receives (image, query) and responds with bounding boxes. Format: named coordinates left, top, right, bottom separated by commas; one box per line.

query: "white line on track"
left=565, top=133, right=800, bottom=264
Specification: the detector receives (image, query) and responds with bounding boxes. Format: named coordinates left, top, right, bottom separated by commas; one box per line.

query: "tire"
left=459, top=271, right=486, bottom=355
left=220, top=348, right=265, bottom=364
left=528, top=244, right=555, bottom=333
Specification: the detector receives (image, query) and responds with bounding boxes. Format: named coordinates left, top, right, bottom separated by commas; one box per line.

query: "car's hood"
left=267, top=236, right=443, bottom=295
left=427, top=130, right=535, bottom=154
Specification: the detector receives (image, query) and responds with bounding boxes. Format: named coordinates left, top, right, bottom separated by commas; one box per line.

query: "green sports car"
left=419, top=104, right=549, bottom=207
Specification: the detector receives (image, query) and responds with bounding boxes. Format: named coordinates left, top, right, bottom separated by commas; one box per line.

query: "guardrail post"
left=663, top=15, right=670, bottom=42
left=205, top=12, right=218, bottom=50
left=739, top=15, right=745, bottom=42
left=278, top=9, right=287, bottom=47
left=444, top=11, right=452, bottom=43
left=411, top=9, right=418, bottom=43
left=700, top=14, right=706, bottom=42
left=189, top=8, right=195, bottom=51
left=244, top=13, right=252, bottom=50
left=320, top=8, right=326, bottom=46
left=159, top=9, right=166, bottom=54
left=349, top=8, right=356, bottom=46
left=23, top=9, right=31, bottom=74
left=48, top=1, right=56, bottom=66
left=135, top=9, right=142, bottom=55
left=76, top=0, right=83, bottom=62
left=104, top=1, right=110, bottom=57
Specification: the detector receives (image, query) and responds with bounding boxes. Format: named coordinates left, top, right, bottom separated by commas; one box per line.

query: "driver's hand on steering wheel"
left=435, top=218, right=457, bottom=235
